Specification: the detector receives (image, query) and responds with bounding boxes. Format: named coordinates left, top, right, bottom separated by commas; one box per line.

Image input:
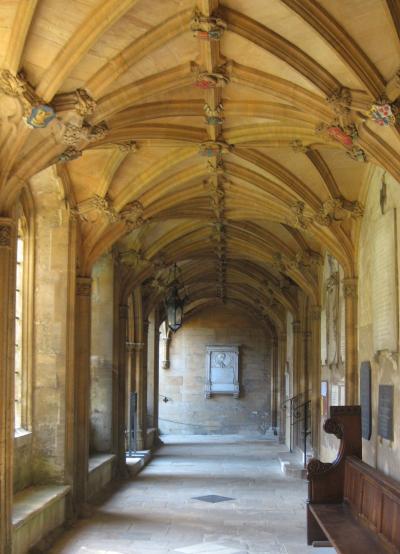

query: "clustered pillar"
left=74, top=276, right=92, bottom=515
left=343, top=278, right=358, bottom=405
left=0, top=217, right=15, bottom=554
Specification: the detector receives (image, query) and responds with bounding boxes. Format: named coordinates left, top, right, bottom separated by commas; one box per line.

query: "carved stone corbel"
left=194, top=63, right=231, bottom=89
left=76, top=277, right=92, bottom=296
left=191, top=9, right=227, bottom=40
left=0, top=68, right=56, bottom=127
left=288, top=201, right=313, bottom=230
left=199, top=140, right=232, bottom=157
left=314, top=198, right=364, bottom=226
left=342, top=277, right=357, bottom=299
left=204, top=102, right=224, bottom=125
left=56, top=147, right=82, bottom=163
left=53, top=88, right=96, bottom=117
left=290, top=139, right=309, bottom=153
left=0, top=218, right=13, bottom=248
left=119, top=200, right=145, bottom=231
left=326, top=86, right=352, bottom=126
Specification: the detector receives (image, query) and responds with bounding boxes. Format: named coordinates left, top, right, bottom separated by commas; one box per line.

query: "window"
left=14, top=218, right=25, bottom=429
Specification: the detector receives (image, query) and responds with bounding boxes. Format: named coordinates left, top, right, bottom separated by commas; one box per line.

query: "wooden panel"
left=381, top=491, right=400, bottom=548
left=344, top=462, right=362, bottom=512
left=361, top=477, right=382, bottom=531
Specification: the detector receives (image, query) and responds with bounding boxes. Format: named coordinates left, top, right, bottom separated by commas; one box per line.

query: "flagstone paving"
left=50, top=436, right=336, bottom=554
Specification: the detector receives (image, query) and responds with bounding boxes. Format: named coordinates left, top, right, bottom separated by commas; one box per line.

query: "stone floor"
left=50, top=436, right=336, bottom=554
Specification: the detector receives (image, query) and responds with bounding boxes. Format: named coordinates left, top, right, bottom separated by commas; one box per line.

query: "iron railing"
left=282, top=392, right=312, bottom=467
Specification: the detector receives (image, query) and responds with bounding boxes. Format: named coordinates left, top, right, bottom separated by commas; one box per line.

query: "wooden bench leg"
left=307, top=503, right=328, bottom=546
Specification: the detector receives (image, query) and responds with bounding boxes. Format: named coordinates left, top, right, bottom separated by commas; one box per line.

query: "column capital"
left=76, top=276, right=91, bottom=296
left=119, top=304, right=128, bottom=319
left=342, top=277, right=358, bottom=298
left=0, top=217, right=14, bottom=248
left=310, top=305, right=322, bottom=321
left=126, top=341, right=145, bottom=352
left=292, top=320, right=301, bottom=333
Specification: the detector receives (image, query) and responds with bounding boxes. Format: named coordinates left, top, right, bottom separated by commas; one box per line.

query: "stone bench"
left=13, top=484, right=70, bottom=553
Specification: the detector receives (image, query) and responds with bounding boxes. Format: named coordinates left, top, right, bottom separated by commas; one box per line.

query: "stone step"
left=126, top=450, right=152, bottom=477
left=278, top=451, right=308, bottom=480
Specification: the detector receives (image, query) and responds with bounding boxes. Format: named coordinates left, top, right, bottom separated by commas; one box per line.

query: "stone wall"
left=358, top=168, right=400, bottom=480
left=90, top=253, right=114, bottom=453
left=30, top=168, right=73, bottom=484
left=159, top=305, right=272, bottom=435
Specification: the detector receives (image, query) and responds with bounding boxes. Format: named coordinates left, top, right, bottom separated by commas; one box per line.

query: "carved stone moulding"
left=314, top=198, right=364, bottom=226
left=194, top=69, right=230, bottom=89
left=53, top=88, right=96, bottom=117
left=191, top=9, right=227, bottom=41
left=0, top=69, right=56, bottom=128
left=61, top=120, right=109, bottom=146
left=326, top=86, right=352, bottom=118
left=199, top=140, right=232, bottom=157
left=204, top=102, right=225, bottom=125
left=290, top=139, right=309, bottom=153
left=288, top=200, right=312, bottom=230
left=76, top=277, right=92, bottom=296
left=342, top=277, right=357, bottom=299
left=0, top=218, right=13, bottom=247
left=57, top=147, right=82, bottom=163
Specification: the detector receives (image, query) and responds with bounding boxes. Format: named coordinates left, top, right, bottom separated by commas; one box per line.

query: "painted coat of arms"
left=368, top=102, right=397, bottom=127
left=25, top=104, right=56, bottom=128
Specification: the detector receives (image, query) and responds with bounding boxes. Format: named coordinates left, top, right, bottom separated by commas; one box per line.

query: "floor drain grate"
left=191, top=494, right=235, bottom=503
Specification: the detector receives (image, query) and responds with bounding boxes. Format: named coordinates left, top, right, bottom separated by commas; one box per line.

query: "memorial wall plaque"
left=360, top=361, right=372, bottom=440
left=372, top=209, right=398, bottom=352
left=378, top=384, right=394, bottom=441
left=205, top=345, right=240, bottom=398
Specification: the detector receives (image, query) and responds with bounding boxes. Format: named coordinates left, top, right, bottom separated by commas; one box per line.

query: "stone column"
left=292, top=320, right=302, bottom=398
left=74, top=276, right=91, bottom=515
left=160, top=334, right=171, bottom=369
left=134, top=341, right=147, bottom=450
left=116, top=304, right=128, bottom=474
left=0, top=218, right=15, bottom=554
left=278, top=333, right=287, bottom=444
left=310, top=305, right=321, bottom=455
left=271, top=337, right=279, bottom=433
left=343, top=278, right=358, bottom=405
left=151, top=311, right=160, bottom=436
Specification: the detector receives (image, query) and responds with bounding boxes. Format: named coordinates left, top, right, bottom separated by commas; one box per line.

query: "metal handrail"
left=282, top=392, right=312, bottom=465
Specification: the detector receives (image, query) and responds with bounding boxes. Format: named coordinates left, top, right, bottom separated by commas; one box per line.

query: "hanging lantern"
left=164, top=265, right=184, bottom=332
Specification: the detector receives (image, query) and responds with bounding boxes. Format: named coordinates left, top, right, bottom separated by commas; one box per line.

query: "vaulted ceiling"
left=1, top=0, right=399, bottom=329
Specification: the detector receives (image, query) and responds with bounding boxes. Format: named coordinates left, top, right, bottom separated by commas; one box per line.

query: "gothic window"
left=14, top=216, right=26, bottom=430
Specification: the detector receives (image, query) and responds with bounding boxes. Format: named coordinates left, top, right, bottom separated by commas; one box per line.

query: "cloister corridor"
left=50, top=437, right=334, bottom=554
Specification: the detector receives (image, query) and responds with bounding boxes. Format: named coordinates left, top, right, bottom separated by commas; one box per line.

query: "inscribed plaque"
left=360, top=361, right=372, bottom=440
left=372, top=209, right=398, bottom=352
left=378, top=384, right=394, bottom=440
left=331, top=384, right=339, bottom=406
left=205, top=345, right=239, bottom=398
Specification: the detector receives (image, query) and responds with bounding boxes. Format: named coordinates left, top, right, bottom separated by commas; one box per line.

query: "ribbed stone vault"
left=1, top=0, right=400, bottom=331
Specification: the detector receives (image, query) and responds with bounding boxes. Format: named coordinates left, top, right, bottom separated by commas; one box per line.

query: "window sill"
left=14, top=429, right=32, bottom=448
left=88, top=453, right=116, bottom=474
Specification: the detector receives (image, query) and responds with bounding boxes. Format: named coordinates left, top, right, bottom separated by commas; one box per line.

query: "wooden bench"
left=307, top=405, right=400, bottom=553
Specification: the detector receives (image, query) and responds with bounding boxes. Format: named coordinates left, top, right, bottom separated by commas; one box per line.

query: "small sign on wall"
left=360, top=361, right=372, bottom=440
left=378, top=384, right=394, bottom=441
